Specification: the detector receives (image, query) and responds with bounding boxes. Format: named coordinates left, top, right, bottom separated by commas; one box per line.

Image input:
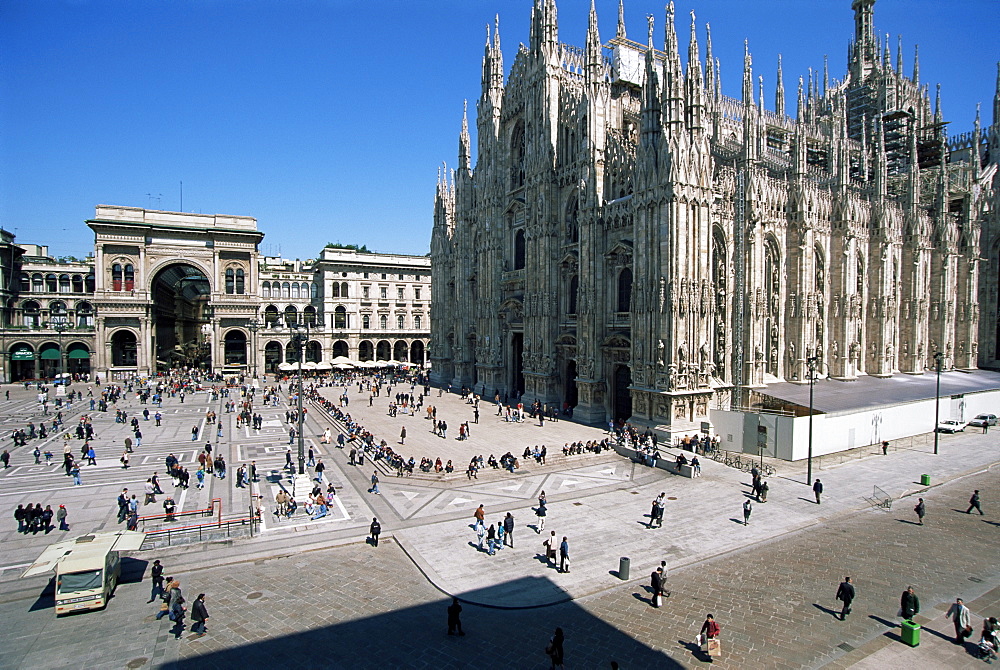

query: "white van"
left=22, top=531, right=145, bottom=615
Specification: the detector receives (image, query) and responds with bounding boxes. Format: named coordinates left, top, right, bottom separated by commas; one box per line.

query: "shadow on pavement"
left=812, top=603, right=841, bottom=619
left=167, top=577, right=684, bottom=669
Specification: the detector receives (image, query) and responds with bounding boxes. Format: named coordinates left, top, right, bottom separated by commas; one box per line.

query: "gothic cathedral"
left=431, top=0, right=999, bottom=437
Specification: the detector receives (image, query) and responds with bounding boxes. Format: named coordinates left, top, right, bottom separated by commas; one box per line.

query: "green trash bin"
left=920, top=474, right=931, bottom=486
left=901, top=619, right=921, bottom=647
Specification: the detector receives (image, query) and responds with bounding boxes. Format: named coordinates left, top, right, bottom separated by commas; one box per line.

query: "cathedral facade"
left=431, top=0, right=999, bottom=437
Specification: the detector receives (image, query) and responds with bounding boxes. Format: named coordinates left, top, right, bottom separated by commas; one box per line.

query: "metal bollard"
left=618, top=556, right=630, bottom=580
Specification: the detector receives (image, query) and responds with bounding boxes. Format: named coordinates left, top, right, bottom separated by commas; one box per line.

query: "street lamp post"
left=246, top=319, right=261, bottom=379
left=292, top=321, right=310, bottom=475
left=933, top=351, right=944, bottom=455
left=53, top=321, right=68, bottom=380
left=807, top=356, right=818, bottom=486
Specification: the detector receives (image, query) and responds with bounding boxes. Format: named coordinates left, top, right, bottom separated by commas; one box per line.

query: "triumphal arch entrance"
left=87, top=206, right=263, bottom=378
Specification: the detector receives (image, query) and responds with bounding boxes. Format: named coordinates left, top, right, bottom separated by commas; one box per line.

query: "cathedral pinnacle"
left=775, top=54, right=785, bottom=117
left=913, top=45, right=920, bottom=85
left=459, top=100, right=471, bottom=171
left=743, top=40, right=753, bottom=107
left=993, top=62, right=1000, bottom=128
left=616, top=0, right=626, bottom=40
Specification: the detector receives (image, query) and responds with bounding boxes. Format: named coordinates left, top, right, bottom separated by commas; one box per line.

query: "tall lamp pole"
left=294, top=321, right=310, bottom=475
left=246, top=319, right=261, bottom=379
left=933, top=351, right=944, bottom=455
left=53, top=321, right=69, bottom=380
left=807, top=356, right=818, bottom=486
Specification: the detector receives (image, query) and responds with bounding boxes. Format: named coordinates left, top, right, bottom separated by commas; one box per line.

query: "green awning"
left=11, top=349, right=34, bottom=361
left=40, top=349, right=61, bottom=360
left=67, top=349, right=91, bottom=359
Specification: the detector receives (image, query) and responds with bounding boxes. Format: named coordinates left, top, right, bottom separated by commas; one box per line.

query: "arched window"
left=311, top=282, right=319, bottom=299
left=58, top=274, right=70, bottom=293
left=72, top=275, right=84, bottom=293
left=124, top=265, right=135, bottom=291
left=264, top=305, right=279, bottom=326
left=284, top=305, right=298, bottom=326
left=379, top=314, right=388, bottom=330
left=22, top=301, right=40, bottom=327
left=334, top=306, right=347, bottom=329
left=76, top=302, right=94, bottom=327
left=332, top=282, right=340, bottom=298
left=85, top=273, right=95, bottom=292
left=31, top=273, right=43, bottom=292
left=510, top=120, right=526, bottom=189
left=262, top=281, right=271, bottom=299
left=20, top=273, right=30, bottom=292
left=414, top=315, right=421, bottom=330
left=340, top=282, right=348, bottom=298
left=291, top=282, right=299, bottom=299
left=49, top=301, right=67, bottom=320
left=225, top=268, right=235, bottom=294
left=46, top=274, right=57, bottom=292
left=568, top=275, right=579, bottom=315
left=513, top=229, right=526, bottom=270
left=303, top=305, right=316, bottom=325
left=281, top=282, right=290, bottom=299
left=617, top=268, right=633, bottom=312
left=236, top=268, right=245, bottom=294
left=397, top=315, right=405, bottom=330
left=362, top=314, right=371, bottom=329
left=111, top=265, right=122, bottom=292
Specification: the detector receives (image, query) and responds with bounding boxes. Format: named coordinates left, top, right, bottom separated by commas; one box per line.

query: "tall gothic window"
left=510, top=120, right=526, bottom=190
left=379, top=314, right=388, bottom=329
left=397, top=314, right=405, bottom=329
left=124, top=265, right=134, bottom=291
left=111, top=265, right=122, bottom=291
left=565, top=198, right=579, bottom=243
left=617, top=268, right=632, bottom=312
left=568, top=275, right=579, bottom=315
left=334, top=306, right=347, bottom=329
left=236, top=269, right=245, bottom=294
left=513, top=230, right=526, bottom=270
left=225, top=268, right=235, bottom=294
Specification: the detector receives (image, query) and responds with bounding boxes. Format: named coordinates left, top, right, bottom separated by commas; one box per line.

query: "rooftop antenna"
left=180, top=181, right=183, bottom=212
left=145, top=193, right=162, bottom=208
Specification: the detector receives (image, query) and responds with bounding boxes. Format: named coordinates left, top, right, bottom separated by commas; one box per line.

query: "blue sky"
left=2, top=0, right=996, bottom=260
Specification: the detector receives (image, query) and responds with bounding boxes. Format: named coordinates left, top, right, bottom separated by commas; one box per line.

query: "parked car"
left=936, top=419, right=968, bottom=433
left=968, top=414, right=998, bottom=427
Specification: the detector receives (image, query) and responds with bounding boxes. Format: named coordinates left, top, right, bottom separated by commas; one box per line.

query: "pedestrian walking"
left=836, top=577, right=855, bottom=620
left=967, top=490, right=984, bottom=515
left=914, top=498, right=926, bottom=525
left=314, top=458, right=325, bottom=483
left=813, top=479, right=823, bottom=504
left=650, top=567, right=664, bottom=608
left=400, top=426, right=406, bottom=444
left=558, top=536, right=570, bottom=573
left=190, top=593, right=209, bottom=636
left=882, top=440, right=889, bottom=455
left=56, top=504, right=69, bottom=531
left=369, top=517, right=381, bottom=546
left=369, top=471, right=380, bottom=495
left=945, top=598, right=973, bottom=644
left=545, top=627, right=564, bottom=670
left=536, top=492, right=547, bottom=533
left=474, top=504, right=485, bottom=528
left=543, top=530, right=558, bottom=567
left=697, top=613, right=721, bottom=653
left=900, top=586, right=920, bottom=620
left=447, top=597, right=465, bottom=635
left=503, top=512, right=515, bottom=548
left=743, top=499, right=752, bottom=525
left=148, top=559, right=165, bottom=602
left=649, top=492, right=665, bottom=528
left=759, top=479, right=769, bottom=502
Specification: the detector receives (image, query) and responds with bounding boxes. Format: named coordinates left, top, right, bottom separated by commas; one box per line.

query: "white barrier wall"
left=711, top=389, right=1000, bottom=461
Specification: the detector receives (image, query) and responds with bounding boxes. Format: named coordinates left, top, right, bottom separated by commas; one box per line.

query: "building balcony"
left=606, top=312, right=632, bottom=330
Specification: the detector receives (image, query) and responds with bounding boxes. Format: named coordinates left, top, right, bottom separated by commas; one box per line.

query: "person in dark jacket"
left=650, top=567, right=664, bottom=608
left=546, top=627, right=564, bottom=669
left=369, top=517, right=381, bottom=547
left=503, top=512, right=515, bottom=548
left=901, top=586, right=920, bottom=620
left=836, top=577, right=855, bottom=620
left=191, top=593, right=209, bottom=635
left=447, top=597, right=465, bottom=636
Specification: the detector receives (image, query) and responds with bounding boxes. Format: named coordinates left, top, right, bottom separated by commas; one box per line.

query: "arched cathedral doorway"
left=612, top=365, right=632, bottom=423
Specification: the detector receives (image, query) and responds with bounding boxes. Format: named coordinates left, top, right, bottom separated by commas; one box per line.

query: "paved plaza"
left=0, top=379, right=999, bottom=668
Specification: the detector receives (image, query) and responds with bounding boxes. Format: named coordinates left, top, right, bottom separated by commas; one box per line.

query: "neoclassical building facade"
left=430, top=0, right=998, bottom=436
left=0, top=206, right=430, bottom=381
